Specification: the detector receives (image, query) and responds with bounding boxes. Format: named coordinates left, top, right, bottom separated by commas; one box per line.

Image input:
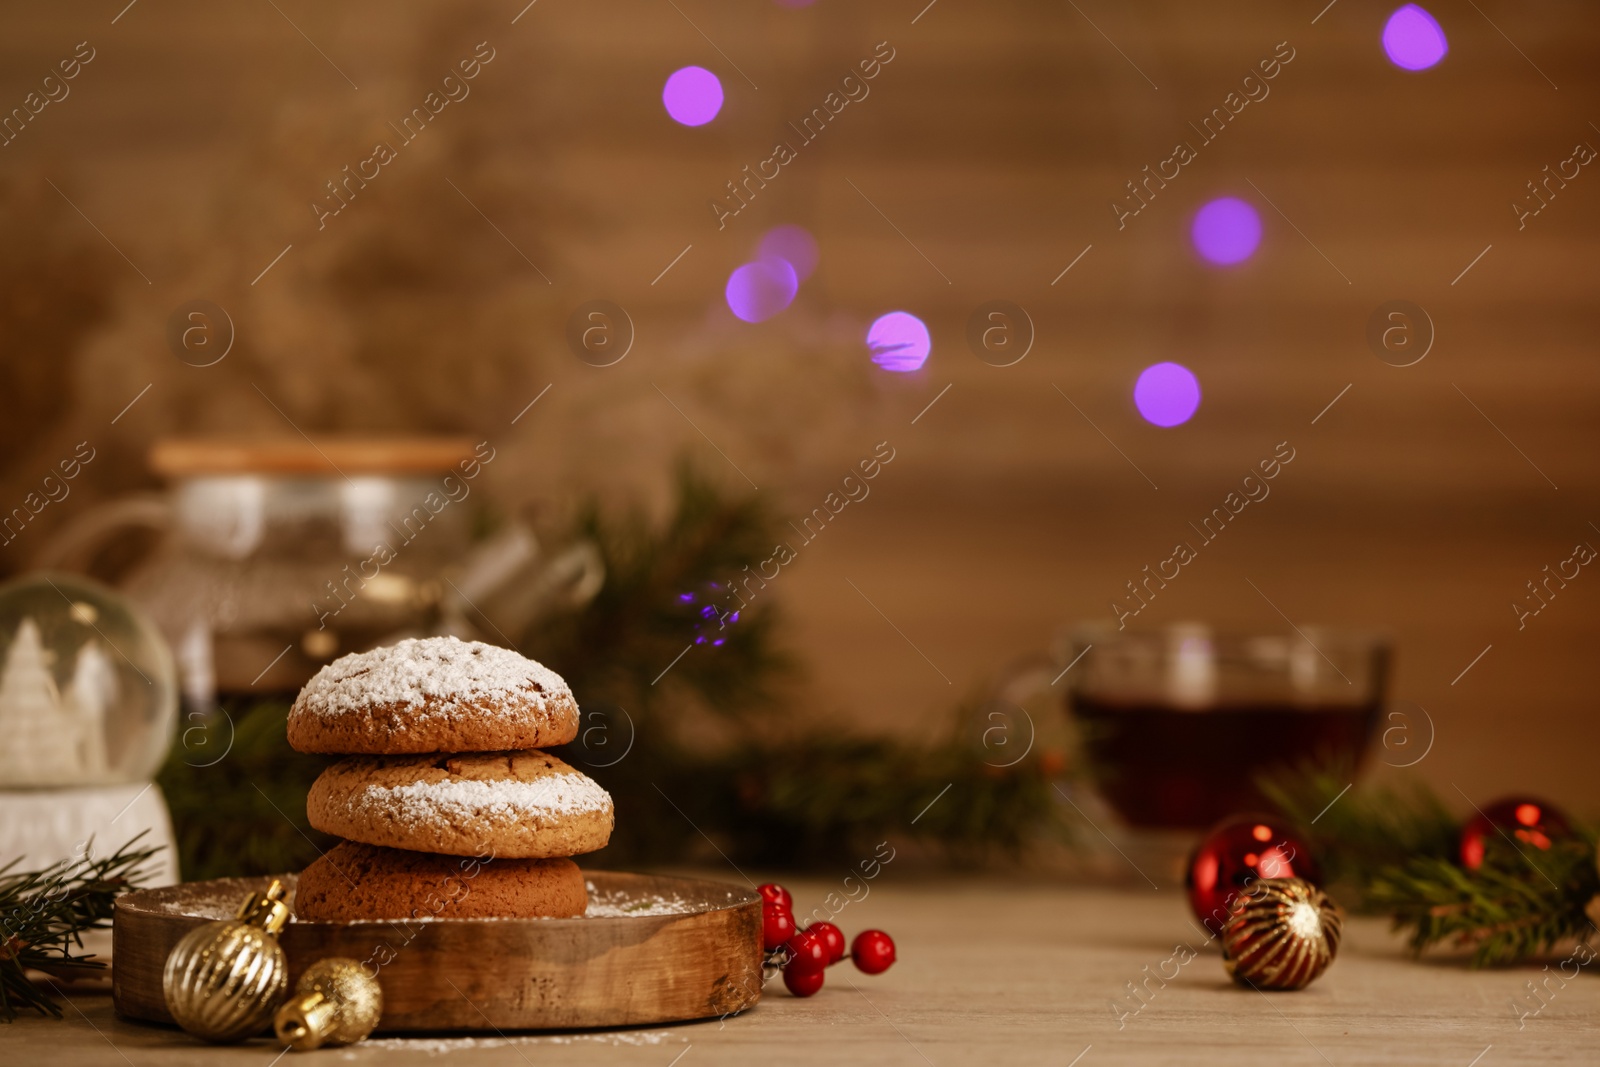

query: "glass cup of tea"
left=1061, top=623, right=1390, bottom=830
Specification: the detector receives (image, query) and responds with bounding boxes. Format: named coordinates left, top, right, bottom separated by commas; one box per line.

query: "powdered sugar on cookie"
left=297, top=636, right=570, bottom=721
left=355, top=771, right=614, bottom=830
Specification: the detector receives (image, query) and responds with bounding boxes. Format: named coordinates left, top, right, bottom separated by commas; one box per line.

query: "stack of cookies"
left=285, top=636, right=614, bottom=922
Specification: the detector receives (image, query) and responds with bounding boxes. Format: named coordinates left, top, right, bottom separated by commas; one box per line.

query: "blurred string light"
left=867, top=312, right=931, bottom=373
left=1134, top=362, right=1201, bottom=427
left=758, top=224, right=819, bottom=282
left=723, top=225, right=816, bottom=323
left=1191, top=197, right=1262, bottom=265
left=679, top=586, right=734, bottom=647
left=725, top=258, right=798, bottom=323
left=663, top=66, right=724, bottom=126
left=1382, top=5, right=1448, bottom=71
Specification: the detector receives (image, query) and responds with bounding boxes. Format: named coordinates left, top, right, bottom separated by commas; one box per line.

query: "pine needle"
left=1366, top=834, right=1597, bottom=966
left=1259, top=763, right=1598, bottom=966
left=1257, top=762, right=1458, bottom=892
left=0, top=834, right=161, bottom=1021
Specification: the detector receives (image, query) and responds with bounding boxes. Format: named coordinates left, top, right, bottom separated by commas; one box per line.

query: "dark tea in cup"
left=1063, top=624, right=1388, bottom=829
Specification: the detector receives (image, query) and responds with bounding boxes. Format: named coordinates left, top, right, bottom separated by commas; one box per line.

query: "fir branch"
left=1257, top=762, right=1458, bottom=895
left=710, top=729, right=1067, bottom=868
left=157, top=700, right=336, bottom=881
left=533, top=460, right=796, bottom=719
left=1365, top=834, right=1598, bottom=966
left=0, top=834, right=161, bottom=1022
left=1260, top=765, right=1599, bottom=966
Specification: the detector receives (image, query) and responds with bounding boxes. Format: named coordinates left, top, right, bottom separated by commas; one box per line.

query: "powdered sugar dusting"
left=354, top=771, right=613, bottom=828
left=349, top=1030, right=681, bottom=1057
left=150, top=883, right=271, bottom=919
left=297, top=636, right=570, bottom=720
left=582, top=880, right=701, bottom=917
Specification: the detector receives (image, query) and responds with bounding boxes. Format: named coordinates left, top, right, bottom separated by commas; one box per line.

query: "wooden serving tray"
left=113, top=871, right=762, bottom=1032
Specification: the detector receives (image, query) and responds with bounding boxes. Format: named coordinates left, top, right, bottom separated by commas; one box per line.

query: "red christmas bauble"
left=1185, top=812, right=1320, bottom=938
left=850, top=930, right=897, bottom=975
left=1459, top=796, right=1572, bottom=869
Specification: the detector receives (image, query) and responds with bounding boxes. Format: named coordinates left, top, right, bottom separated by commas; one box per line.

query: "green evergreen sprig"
left=158, top=700, right=335, bottom=881
left=531, top=464, right=1065, bottom=867
left=1366, top=834, right=1598, bottom=966
left=1257, top=763, right=1459, bottom=890
left=1260, top=764, right=1597, bottom=966
left=0, top=834, right=160, bottom=1022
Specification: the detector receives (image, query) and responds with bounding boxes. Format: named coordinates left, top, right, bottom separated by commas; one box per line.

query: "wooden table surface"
left=8, top=875, right=1598, bottom=1066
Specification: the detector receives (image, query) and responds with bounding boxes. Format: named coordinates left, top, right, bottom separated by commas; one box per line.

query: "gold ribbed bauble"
left=273, top=957, right=384, bottom=1051
left=1221, top=877, right=1342, bottom=991
left=162, top=879, right=291, bottom=1042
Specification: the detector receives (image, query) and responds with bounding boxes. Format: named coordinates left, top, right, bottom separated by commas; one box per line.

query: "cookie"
left=287, top=636, right=579, bottom=755
left=293, top=841, right=588, bottom=922
left=306, top=751, right=614, bottom=859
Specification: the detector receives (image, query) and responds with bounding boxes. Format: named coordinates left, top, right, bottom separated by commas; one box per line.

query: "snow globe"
left=0, top=571, right=181, bottom=888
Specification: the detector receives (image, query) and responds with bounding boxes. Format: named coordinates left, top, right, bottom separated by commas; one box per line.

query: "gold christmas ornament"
left=1221, top=877, right=1341, bottom=991
left=274, top=957, right=384, bottom=1051
left=162, top=879, right=291, bottom=1042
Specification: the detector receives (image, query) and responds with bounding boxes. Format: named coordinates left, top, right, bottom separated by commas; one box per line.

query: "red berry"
left=784, top=930, right=831, bottom=975
left=758, top=883, right=793, bottom=911
left=807, top=921, right=847, bottom=964
left=851, top=930, right=896, bottom=975
left=762, top=902, right=796, bottom=950
left=783, top=963, right=825, bottom=997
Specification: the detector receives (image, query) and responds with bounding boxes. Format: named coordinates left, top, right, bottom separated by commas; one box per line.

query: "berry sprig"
left=758, top=883, right=897, bottom=998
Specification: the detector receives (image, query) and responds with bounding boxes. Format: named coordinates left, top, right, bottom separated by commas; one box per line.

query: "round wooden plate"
left=113, top=871, right=763, bottom=1032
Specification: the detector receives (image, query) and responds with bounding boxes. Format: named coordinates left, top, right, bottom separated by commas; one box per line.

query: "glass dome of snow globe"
left=0, top=571, right=177, bottom=788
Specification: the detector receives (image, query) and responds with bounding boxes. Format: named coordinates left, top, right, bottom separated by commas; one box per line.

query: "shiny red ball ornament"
left=759, top=883, right=793, bottom=911
left=850, top=930, right=896, bottom=975
left=807, top=921, right=847, bottom=964
left=1459, top=796, right=1572, bottom=869
left=1185, top=812, right=1320, bottom=938
left=762, top=902, right=796, bottom=950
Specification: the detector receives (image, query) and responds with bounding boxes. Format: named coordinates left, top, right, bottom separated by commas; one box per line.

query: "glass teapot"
left=38, top=437, right=603, bottom=710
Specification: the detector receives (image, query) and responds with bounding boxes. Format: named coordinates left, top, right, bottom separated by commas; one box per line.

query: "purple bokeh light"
left=1134, top=362, right=1202, bottom=427
left=1382, top=5, right=1448, bottom=71
left=867, top=312, right=931, bottom=373
left=758, top=225, right=819, bottom=282
left=725, top=259, right=799, bottom=323
left=1191, top=198, right=1262, bottom=265
left=662, top=66, right=724, bottom=127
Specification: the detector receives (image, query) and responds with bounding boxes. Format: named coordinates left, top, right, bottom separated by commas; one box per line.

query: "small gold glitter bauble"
left=1221, top=877, right=1342, bottom=991
left=162, top=880, right=292, bottom=1042
left=273, top=957, right=384, bottom=1051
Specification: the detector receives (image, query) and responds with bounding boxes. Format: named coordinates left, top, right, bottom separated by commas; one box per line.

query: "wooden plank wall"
left=0, top=0, right=1596, bottom=809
